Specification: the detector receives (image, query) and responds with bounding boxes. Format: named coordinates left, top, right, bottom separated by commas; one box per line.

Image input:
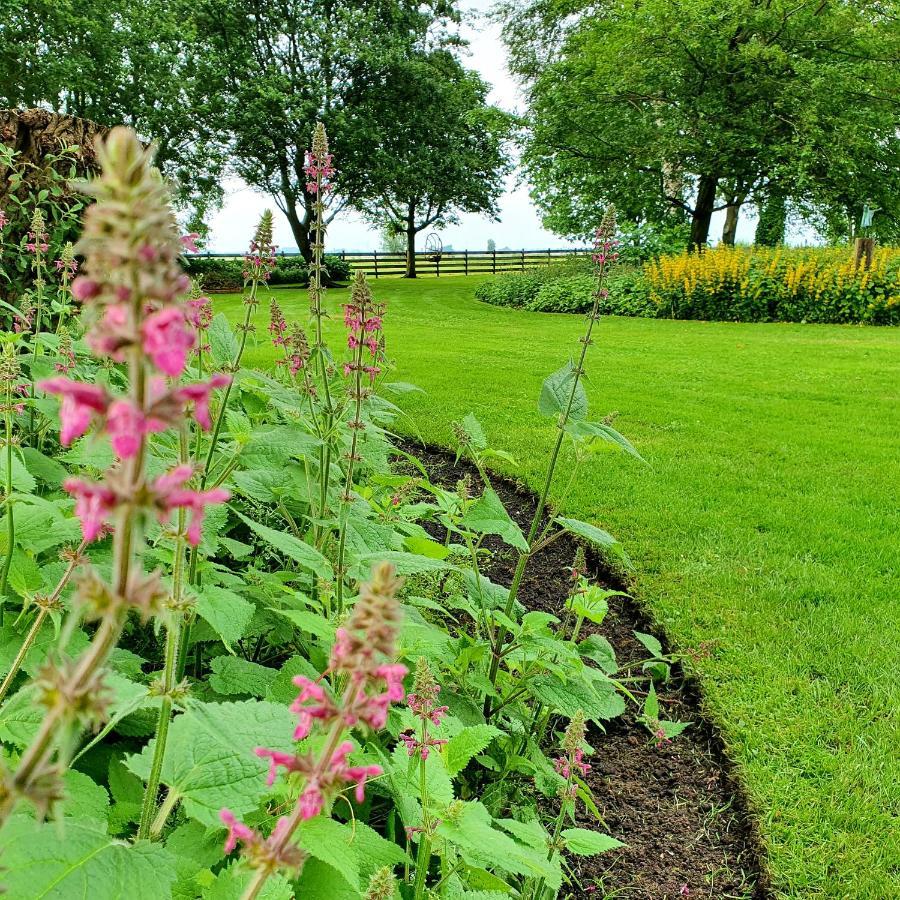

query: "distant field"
left=222, top=275, right=900, bottom=899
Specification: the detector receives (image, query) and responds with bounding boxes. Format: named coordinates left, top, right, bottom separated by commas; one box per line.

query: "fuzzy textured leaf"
left=561, top=827, right=625, bottom=856
left=233, top=509, right=332, bottom=579
left=538, top=361, right=587, bottom=421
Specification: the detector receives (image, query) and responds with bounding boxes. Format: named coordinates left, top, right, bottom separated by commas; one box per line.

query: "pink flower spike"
left=63, top=478, right=118, bottom=543
left=39, top=378, right=110, bottom=445
left=71, top=277, right=101, bottom=302
left=141, top=306, right=195, bottom=377
left=180, top=233, right=200, bottom=253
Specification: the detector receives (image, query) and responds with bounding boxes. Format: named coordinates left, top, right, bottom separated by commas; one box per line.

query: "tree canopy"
left=503, top=0, right=900, bottom=246
left=0, top=0, right=225, bottom=228
left=345, top=50, right=512, bottom=276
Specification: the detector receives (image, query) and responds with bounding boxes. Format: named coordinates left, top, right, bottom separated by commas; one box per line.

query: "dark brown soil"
left=403, top=442, right=769, bottom=900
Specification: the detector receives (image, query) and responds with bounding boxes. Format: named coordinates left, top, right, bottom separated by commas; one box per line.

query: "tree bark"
left=689, top=174, right=718, bottom=249
left=721, top=192, right=745, bottom=246
left=282, top=196, right=313, bottom=263
left=404, top=201, right=417, bottom=278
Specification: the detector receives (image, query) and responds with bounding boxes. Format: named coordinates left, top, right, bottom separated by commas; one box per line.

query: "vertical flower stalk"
left=54, top=241, right=78, bottom=332
left=0, top=128, right=230, bottom=825
left=178, top=215, right=275, bottom=678
left=0, top=344, right=21, bottom=619
left=0, top=539, right=88, bottom=705
left=334, top=273, right=382, bottom=612
left=305, top=123, right=338, bottom=545
left=25, top=209, right=49, bottom=434
left=219, top=562, right=407, bottom=900
left=485, top=208, right=619, bottom=715
left=399, top=658, right=448, bottom=899
left=530, top=711, right=591, bottom=900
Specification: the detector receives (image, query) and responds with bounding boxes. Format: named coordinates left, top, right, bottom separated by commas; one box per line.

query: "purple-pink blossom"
left=175, top=374, right=231, bottom=430
left=141, top=307, right=195, bottom=377
left=180, top=233, right=200, bottom=253
left=39, top=378, right=110, bottom=446
left=63, top=478, right=118, bottom=543
left=152, top=465, right=230, bottom=545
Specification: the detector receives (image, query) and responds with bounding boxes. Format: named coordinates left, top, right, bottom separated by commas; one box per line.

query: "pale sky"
left=205, top=0, right=762, bottom=252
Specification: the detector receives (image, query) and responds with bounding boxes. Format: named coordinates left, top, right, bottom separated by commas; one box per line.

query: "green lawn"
left=224, top=275, right=900, bottom=899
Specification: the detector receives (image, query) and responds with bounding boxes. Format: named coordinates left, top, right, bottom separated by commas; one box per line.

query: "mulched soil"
left=402, top=442, right=770, bottom=900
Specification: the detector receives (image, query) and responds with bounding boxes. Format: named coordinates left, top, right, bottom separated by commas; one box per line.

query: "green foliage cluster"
left=183, top=256, right=352, bottom=292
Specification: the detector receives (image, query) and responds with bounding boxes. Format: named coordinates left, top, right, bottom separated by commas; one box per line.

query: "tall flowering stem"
left=179, top=213, right=275, bottom=679
left=305, top=123, right=338, bottom=546
left=0, top=539, right=88, bottom=705
left=0, top=344, right=20, bottom=616
left=25, top=208, right=49, bottom=434
left=400, top=658, right=448, bottom=899
left=219, top=563, right=407, bottom=900
left=485, top=208, right=619, bottom=716
left=530, top=711, right=591, bottom=900
left=335, top=273, right=382, bottom=613
left=0, top=128, right=229, bottom=824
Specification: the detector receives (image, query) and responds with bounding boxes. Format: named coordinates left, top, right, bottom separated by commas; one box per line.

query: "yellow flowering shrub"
left=644, top=246, right=900, bottom=325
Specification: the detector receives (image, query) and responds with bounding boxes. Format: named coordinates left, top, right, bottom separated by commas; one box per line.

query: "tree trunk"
left=721, top=193, right=745, bottom=246
left=282, top=196, right=313, bottom=263
left=404, top=202, right=417, bottom=278
left=689, top=174, right=718, bottom=249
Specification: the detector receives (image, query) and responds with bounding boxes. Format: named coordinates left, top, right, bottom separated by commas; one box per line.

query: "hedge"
left=184, top=254, right=352, bottom=292
left=475, top=246, right=900, bottom=325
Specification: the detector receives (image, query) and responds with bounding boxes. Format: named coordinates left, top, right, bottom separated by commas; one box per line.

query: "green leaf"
left=347, top=551, right=452, bottom=581
left=233, top=509, right=332, bottom=579
left=0, top=452, right=36, bottom=492
left=296, top=816, right=360, bottom=889
left=294, top=860, right=364, bottom=900
left=633, top=630, right=664, bottom=659
left=444, top=724, right=501, bottom=776
left=0, top=816, right=177, bottom=899
left=460, top=412, right=487, bottom=450
left=209, top=656, right=279, bottom=697
left=59, top=770, right=110, bottom=824
left=564, top=420, right=645, bottom=462
left=273, top=607, right=336, bottom=642
left=437, top=802, right=559, bottom=884
left=554, top=516, right=617, bottom=550
left=495, top=817, right=548, bottom=850
left=20, top=447, right=68, bottom=487
left=125, top=700, right=295, bottom=826
left=404, top=534, right=451, bottom=560
left=538, top=361, right=587, bottom=421
left=528, top=673, right=624, bottom=723
left=578, top=634, right=618, bottom=674
left=208, top=313, right=239, bottom=366
left=644, top=682, right=660, bottom=720
left=460, top=488, right=528, bottom=551
left=561, top=827, right=625, bottom=856
left=196, top=585, right=254, bottom=650
left=202, top=864, right=293, bottom=900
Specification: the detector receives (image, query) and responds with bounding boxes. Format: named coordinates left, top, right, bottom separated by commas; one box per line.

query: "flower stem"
left=0, top=381, right=15, bottom=622
left=0, top=538, right=87, bottom=705
left=484, top=254, right=612, bottom=718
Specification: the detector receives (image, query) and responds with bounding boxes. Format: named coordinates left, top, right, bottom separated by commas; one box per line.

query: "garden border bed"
left=404, top=439, right=771, bottom=899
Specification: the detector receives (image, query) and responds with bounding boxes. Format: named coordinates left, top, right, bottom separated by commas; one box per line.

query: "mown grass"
left=222, top=275, right=900, bottom=899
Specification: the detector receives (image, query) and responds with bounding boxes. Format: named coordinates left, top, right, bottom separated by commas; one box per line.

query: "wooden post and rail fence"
left=186, top=247, right=591, bottom=279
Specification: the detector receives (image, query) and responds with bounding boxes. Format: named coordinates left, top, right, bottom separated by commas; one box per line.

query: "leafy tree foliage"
left=502, top=0, right=900, bottom=247
left=192, top=0, right=465, bottom=261
left=346, top=50, right=512, bottom=276
left=0, top=0, right=225, bottom=228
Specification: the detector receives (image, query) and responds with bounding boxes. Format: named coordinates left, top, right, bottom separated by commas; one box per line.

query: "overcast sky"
left=205, top=0, right=761, bottom=252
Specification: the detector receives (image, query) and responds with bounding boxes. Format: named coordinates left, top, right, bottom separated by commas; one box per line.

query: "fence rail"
left=187, top=247, right=591, bottom=278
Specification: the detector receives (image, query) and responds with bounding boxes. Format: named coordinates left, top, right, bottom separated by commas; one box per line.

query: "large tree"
left=192, top=0, right=460, bottom=261
left=0, top=0, right=225, bottom=228
left=345, top=51, right=512, bottom=277
left=502, top=0, right=900, bottom=248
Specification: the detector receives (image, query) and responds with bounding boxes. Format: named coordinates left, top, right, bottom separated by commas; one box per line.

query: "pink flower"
left=290, top=676, right=335, bottom=741
left=255, top=748, right=300, bottom=787
left=220, top=809, right=257, bottom=854
left=298, top=781, right=324, bottom=819
left=0, top=210, right=7, bottom=229
left=180, top=233, right=200, bottom=253
left=141, top=306, right=195, bottom=377
left=185, top=296, right=212, bottom=330
left=153, top=465, right=230, bottom=545
left=106, top=399, right=165, bottom=459
left=71, top=277, right=101, bottom=302
left=176, top=373, right=231, bottom=430
left=87, top=304, right=132, bottom=361
left=39, top=377, right=110, bottom=445
left=63, top=478, right=118, bottom=542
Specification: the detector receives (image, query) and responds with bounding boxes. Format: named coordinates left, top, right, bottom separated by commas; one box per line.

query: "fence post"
left=492, top=250, right=496, bottom=274
left=464, top=249, right=468, bottom=276
left=521, top=249, right=525, bottom=271
left=373, top=249, right=378, bottom=279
